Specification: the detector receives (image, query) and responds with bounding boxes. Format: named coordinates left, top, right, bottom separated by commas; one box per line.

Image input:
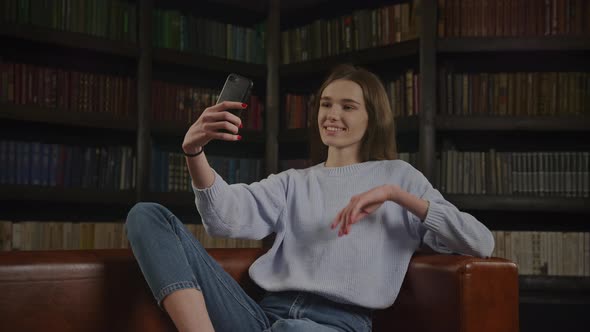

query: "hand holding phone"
left=217, top=73, right=253, bottom=118
left=181, top=74, right=253, bottom=154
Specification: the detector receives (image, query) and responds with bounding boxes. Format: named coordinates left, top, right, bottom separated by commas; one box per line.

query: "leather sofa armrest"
left=0, top=248, right=267, bottom=332
left=373, top=254, right=519, bottom=332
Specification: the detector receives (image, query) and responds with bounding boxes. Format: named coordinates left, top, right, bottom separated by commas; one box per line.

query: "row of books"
left=388, top=70, right=420, bottom=117
left=151, top=147, right=263, bottom=192
left=10, top=61, right=588, bottom=124
left=438, top=70, right=590, bottom=116
left=281, top=1, right=419, bottom=64
left=491, top=231, right=590, bottom=277
left=438, top=0, right=590, bottom=37
left=438, top=150, right=590, bottom=197
left=283, top=93, right=315, bottom=130
left=0, top=140, right=136, bottom=190
left=153, top=9, right=265, bottom=64
left=0, top=61, right=136, bottom=116
left=1, top=0, right=137, bottom=42
left=3, top=139, right=587, bottom=198
left=0, top=61, right=268, bottom=128
left=151, top=80, right=264, bottom=130
left=283, top=70, right=420, bottom=129
left=0, top=220, right=262, bottom=251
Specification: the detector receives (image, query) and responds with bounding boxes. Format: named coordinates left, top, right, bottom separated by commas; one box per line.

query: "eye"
left=320, top=102, right=331, bottom=108
left=343, top=104, right=356, bottom=110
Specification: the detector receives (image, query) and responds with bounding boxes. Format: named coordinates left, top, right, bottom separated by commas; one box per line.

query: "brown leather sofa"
left=0, top=248, right=519, bottom=332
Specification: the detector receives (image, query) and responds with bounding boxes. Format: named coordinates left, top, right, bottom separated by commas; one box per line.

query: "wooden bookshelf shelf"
left=520, top=276, right=590, bottom=305
left=520, top=276, right=590, bottom=292
left=0, top=103, right=137, bottom=131
left=438, top=36, right=590, bottom=53
left=446, top=194, right=590, bottom=212
left=0, top=24, right=139, bottom=58
left=279, top=128, right=309, bottom=143
left=153, top=48, right=267, bottom=79
left=435, top=115, right=590, bottom=132
left=152, top=121, right=265, bottom=143
left=147, top=191, right=195, bottom=209
left=279, top=39, right=420, bottom=77
left=0, top=185, right=136, bottom=205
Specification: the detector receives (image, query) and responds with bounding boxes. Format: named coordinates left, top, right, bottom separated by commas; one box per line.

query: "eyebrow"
left=320, top=96, right=361, bottom=105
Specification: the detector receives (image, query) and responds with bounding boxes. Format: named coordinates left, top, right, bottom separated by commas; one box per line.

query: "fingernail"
left=241, top=103, right=248, bottom=108
left=239, top=123, right=243, bottom=128
left=237, top=135, right=242, bottom=141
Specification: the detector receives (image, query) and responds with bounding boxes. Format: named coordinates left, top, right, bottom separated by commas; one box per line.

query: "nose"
left=326, top=105, right=341, bottom=120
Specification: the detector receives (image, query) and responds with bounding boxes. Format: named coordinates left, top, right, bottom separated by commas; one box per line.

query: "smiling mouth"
left=324, top=126, right=347, bottom=132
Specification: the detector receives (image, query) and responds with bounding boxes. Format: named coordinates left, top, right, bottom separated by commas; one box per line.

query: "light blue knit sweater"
left=193, top=160, right=494, bottom=309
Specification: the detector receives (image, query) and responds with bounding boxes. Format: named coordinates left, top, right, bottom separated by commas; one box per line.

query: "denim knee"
left=125, top=202, right=168, bottom=241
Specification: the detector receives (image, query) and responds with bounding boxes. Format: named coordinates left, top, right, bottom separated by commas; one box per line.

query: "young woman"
left=126, top=65, right=494, bottom=332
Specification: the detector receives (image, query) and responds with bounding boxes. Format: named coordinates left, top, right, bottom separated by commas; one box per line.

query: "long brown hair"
left=309, top=64, right=397, bottom=164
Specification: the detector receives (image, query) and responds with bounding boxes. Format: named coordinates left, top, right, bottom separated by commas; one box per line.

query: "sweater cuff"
left=421, top=201, right=447, bottom=233
left=191, top=169, right=226, bottom=204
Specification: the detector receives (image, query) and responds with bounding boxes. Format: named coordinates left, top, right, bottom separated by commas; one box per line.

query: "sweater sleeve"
left=412, top=173, right=495, bottom=258
left=192, top=169, right=288, bottom=240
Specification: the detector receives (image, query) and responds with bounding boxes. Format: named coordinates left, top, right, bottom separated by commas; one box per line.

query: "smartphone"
left=216, top=73, right=253, bottom=118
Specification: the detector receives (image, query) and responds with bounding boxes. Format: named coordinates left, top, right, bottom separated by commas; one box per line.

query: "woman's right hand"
left=182, top=101, right=246, bottom=154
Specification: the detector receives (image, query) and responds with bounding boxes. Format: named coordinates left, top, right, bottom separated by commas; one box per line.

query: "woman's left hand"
left=331, top=185, right=398, bottom=237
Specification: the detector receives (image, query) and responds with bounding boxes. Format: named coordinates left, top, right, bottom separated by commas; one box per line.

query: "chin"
left=319, top=134, right=336, bottom=146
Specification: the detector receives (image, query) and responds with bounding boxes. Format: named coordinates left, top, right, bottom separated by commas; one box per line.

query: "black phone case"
left=216, top=73, right=253, bottom=118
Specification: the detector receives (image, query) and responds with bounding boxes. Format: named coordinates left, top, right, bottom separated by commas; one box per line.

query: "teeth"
left=326, top=127, right=345, bottom=132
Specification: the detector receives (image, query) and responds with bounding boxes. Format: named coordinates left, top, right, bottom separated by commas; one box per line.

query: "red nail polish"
left=237, top=135, right=242, bottom=141
left=241, top=103, right=248, bottom=108
left=239, top=123, right=243, bottom=128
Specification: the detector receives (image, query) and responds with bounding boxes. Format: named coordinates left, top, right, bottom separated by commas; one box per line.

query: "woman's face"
left=317, top=79, right=369, bottom=154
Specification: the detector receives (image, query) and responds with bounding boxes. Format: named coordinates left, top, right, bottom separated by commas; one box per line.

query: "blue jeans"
left=126, top=202, right=372, bottom=332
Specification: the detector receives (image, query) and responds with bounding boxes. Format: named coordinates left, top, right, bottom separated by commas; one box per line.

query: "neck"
left=324, top=148, right=362, bottom=167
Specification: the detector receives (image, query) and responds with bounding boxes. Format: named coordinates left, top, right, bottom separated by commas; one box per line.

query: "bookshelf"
left=435, top=0, right=589, bottom=276
left=0, top=0, right=268, bottom=250
left=433, top=1, right=590, bottom=330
